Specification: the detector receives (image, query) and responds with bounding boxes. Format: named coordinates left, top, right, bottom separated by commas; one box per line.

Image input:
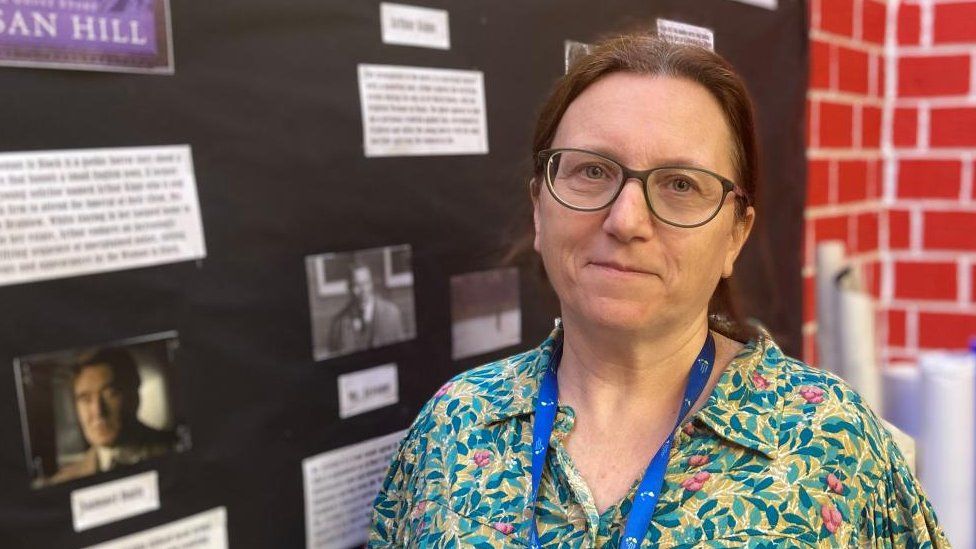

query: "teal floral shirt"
left=369, top=325, right=949, bottom=547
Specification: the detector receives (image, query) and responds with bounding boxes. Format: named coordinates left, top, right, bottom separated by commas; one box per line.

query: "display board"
left=0, top=1, right=807, bottom=547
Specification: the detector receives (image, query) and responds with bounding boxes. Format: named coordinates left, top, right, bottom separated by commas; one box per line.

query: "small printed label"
left=728, top=0, right=778, bottom=9
left=71, top=471, right=160, bottom=532
left=84, top=507, right=227, bottom=549
left=380, top=3, right=450, bottom=50
left=656, top=19, right=715, bottom=51
left=564, top=40, right=592, bottom=74
left=338, top=363, right=399, bottom=418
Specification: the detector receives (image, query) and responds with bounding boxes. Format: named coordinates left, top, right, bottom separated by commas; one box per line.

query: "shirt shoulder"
left=773, top=353, right=886, bottom=460
left=765, top=353, right=948, bottom=545
left=419, top=346, right=545, bottom=437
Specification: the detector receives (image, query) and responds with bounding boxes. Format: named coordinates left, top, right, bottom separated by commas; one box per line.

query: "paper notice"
left=451, top=267, right=521, bottom=360
left=337, top=363, right=399, bottom=419
left=84, top=507, right=228, bottom=549
left=380, top=3, right=450, bottom=50
left=656, top=19, right=715, bottom=51
left=71, top=471, right=160, bottom=532
left=303, top=430, right=407, bottom=549
left=564, top=40, right=592, bottom=74
left=728, top=0, right=778, bottom=9
left=358, top=64, right=488, bottom=157
left=0, top=145, right=205, bottom=287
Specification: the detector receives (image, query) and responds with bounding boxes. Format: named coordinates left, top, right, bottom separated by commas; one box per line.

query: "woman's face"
left=533, top=72, right=755, bottom=334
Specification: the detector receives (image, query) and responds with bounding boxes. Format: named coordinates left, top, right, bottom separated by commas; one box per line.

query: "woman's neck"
left=555, top=313, right=711, bottom=428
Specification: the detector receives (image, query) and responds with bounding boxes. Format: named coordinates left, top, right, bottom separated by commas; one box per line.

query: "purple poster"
left=0, top=0, right=173, bottom=74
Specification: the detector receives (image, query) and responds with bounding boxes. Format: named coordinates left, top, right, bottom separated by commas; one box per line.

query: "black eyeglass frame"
left=538, top=147, right=749, bottom=229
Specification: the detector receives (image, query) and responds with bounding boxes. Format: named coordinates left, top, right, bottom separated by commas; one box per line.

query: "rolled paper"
left=918, top=352, right=976, bottom=548
left=835, top=279, right=881, bottom=411
left=815, top=241, right=846, bottom=375
left=881, top=363, right=922, bottom=440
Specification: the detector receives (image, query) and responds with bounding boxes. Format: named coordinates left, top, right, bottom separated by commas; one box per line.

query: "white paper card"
left=358, top=64, right=489, bottom=157
left=71, top=471, right=160, bottom=532
left=84, top=507, right=228, bottom=549
left=564, top=40, right=592, bottom=74
left=380, top=3, right=450, bottom=50
left=303, top=430, right=407, bottom=549
left=0, top=145, right=206, bottom=287
left=656, top=19, right=715, bottom=51
left=337, top=363, right=399, bottom=419
left=728, top=0, right=778, bottom=9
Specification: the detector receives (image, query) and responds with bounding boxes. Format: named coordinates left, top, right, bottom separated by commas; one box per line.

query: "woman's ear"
left=723, top=205, right=755, bottom=278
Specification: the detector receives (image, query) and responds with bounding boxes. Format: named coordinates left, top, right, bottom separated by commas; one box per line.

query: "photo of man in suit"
left=44, top=348, right=176, bottom=485
left=327, top=262, right=407, bottom=356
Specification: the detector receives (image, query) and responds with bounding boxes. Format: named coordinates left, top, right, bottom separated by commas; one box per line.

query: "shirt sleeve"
left=367, top=391, right=442, bottom=548
left=367, top=429, right=417, bottom=547
left=856, top=426, right=951, bottom=548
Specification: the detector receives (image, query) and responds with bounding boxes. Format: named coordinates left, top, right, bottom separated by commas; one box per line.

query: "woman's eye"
left=582, top=165, right=606, bottom=179
left=670, top=178, right=693, bottom=192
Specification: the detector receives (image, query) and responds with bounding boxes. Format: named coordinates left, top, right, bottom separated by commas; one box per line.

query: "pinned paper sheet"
left=84, top=507, right=227, bottom=549
left=656, top=19, right=714, bottom=51
left=358, top=64, right=488, bottom=157
left=303, top=431, right=407, bottom=549
left=727, top=0, right=778, bottom=9
left=564, top=40, right=592, bottom=73
left=0, top=145, right=205, bottom=287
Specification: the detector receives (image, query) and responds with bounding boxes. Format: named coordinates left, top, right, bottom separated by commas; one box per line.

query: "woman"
left=369, top=33, right=948, bottom=548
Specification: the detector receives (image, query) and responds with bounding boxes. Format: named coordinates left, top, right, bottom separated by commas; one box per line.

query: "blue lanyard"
left=527, top=332, right=716, bottom=548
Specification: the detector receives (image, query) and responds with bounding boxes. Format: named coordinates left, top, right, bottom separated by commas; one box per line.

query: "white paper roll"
left=919, top=352, right=976, bottom=548
left=882, top=363, right=922, bottom=439
left=835, top=286, right=882, bottom=411
left=815, top=241, right=846, bottom=374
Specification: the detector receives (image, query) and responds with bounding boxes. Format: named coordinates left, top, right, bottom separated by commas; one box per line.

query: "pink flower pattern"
left=689, top=454, right=710, bottom=467
left=826, top=473, right=845, bottom=495
left=751, top=371, right=771, bottom=390
left=821, top=503, right=843, bottom=533
left=800, top=386, right=825, bottom=404
left=492, top=522, right=515, bottom=535
left=473, top=450, right=492, bottom=467
left=681, top=471, right=710, bottom=492
left=434, top=382, right=453, bottom=398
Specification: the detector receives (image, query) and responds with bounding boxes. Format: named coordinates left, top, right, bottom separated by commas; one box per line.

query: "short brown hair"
left=520, top=32, right=761, bottom=341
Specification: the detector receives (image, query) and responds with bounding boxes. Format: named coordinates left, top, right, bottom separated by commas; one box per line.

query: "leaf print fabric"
left=368, top=324, right=950, bottom=548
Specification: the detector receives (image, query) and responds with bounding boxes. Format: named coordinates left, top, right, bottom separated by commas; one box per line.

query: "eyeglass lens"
left=546, top=150, right=727, bottom=226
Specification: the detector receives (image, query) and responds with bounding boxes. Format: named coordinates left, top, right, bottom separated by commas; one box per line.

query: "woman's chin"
left=572, top=299, right=666, bottom=332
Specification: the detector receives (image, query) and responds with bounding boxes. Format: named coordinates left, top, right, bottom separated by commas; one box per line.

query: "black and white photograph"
left=450, top=267, right=521, bottom=360
left=306, top=244, right=417, bottom=361
left=14, top=332, right=189, bottom=489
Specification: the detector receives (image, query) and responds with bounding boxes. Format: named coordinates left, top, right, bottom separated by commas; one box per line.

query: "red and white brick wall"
left=805, top=0, right=886, bottom=366
left=804, top=0, right=976, bottom=366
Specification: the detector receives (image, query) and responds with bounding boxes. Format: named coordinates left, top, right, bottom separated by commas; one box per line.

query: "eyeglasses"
left=538, top=148, right=747, bottom=228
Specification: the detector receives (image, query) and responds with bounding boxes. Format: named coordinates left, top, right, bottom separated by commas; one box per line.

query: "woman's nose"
left=602, top=178, right=655, bottom=241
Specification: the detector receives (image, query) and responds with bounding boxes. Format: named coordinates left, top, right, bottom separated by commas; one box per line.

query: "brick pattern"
left=805, top=0, right=887, bottom=365
left=806, top=0, right=976, bottom=367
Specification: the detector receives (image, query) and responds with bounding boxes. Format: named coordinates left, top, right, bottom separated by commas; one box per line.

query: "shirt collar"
left=480, top=320, right=783, bottom=460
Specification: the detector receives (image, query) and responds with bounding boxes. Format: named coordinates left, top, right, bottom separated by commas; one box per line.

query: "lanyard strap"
left=527, top=332, right=716, bottom=548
